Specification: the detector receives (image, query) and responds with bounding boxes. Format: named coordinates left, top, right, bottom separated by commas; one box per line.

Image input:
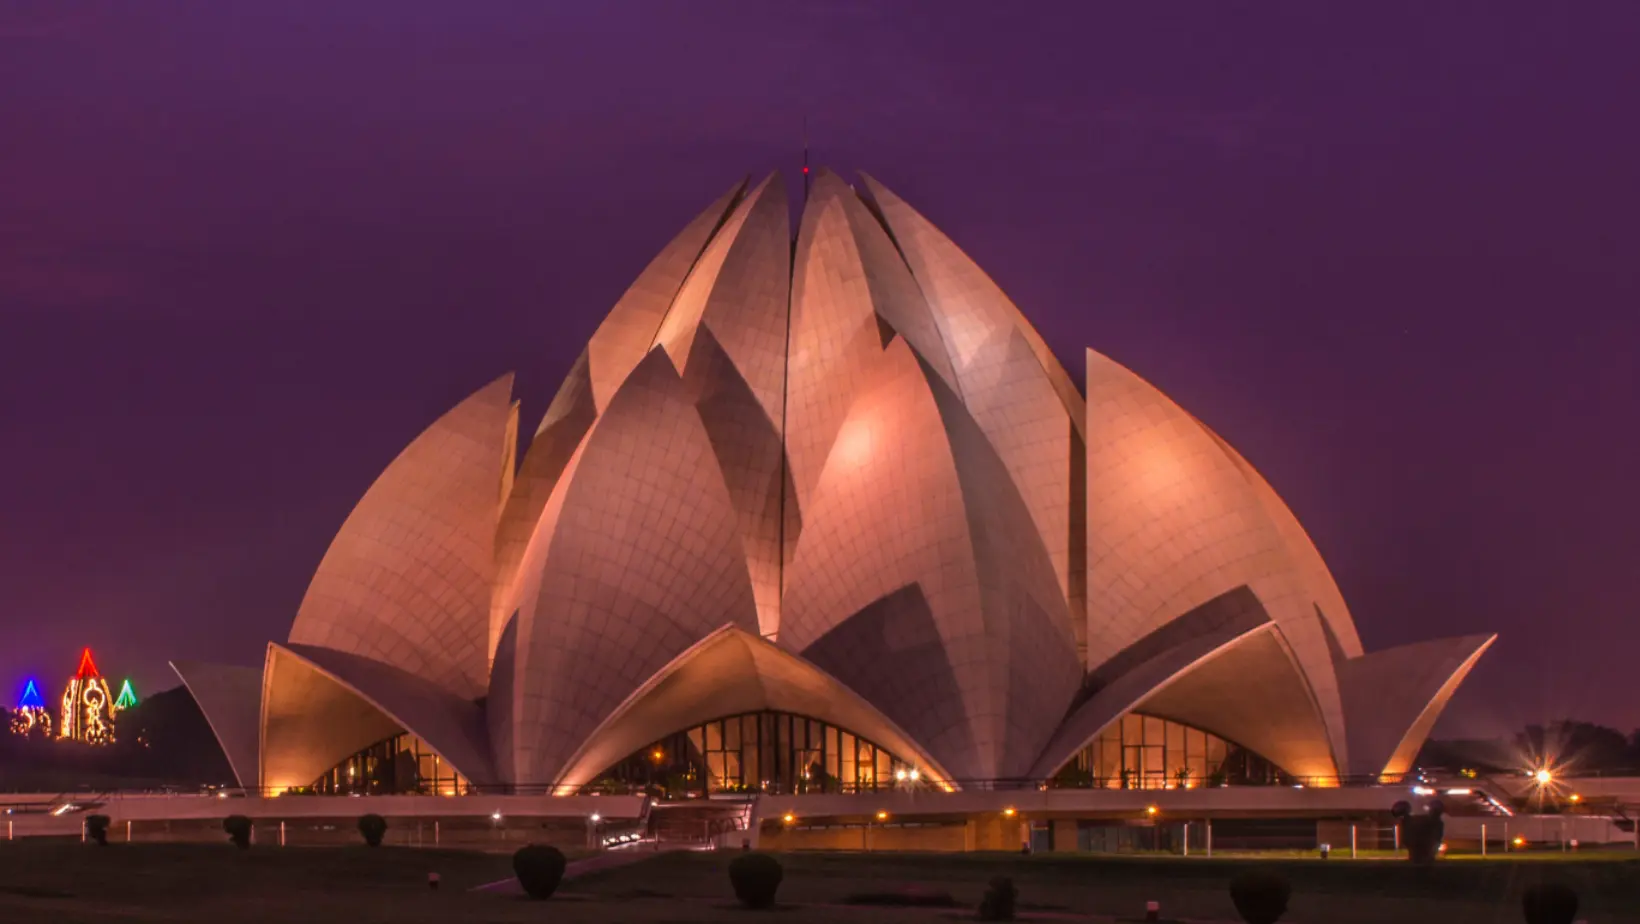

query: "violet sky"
left=2, top=2, right=1636, bottom=738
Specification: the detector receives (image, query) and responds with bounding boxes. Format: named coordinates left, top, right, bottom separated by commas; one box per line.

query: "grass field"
left=0, top=840, right=1635, bottom=923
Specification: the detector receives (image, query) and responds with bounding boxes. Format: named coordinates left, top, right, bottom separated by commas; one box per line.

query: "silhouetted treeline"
left=1420, top=719, right=1640, bottom=777
left=0, top=685, right=234, bottom=792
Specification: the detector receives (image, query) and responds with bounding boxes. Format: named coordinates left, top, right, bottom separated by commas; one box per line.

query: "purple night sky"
left=2, top=3, right=1636, bottom=738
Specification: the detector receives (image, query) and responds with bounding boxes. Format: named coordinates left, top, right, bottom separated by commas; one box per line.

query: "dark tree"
left=1518, top=721, right=1633, bottom=773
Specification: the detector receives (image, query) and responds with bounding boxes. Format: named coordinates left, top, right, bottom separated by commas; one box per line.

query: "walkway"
left=472, top=842, right=676, bottom=894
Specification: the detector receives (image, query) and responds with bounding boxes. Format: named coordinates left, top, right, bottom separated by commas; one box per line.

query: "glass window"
left=1058, top=713, right=1286, bottom=791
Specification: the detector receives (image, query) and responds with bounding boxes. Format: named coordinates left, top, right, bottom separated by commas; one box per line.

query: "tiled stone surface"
left=858, top=175, right=1081, bottom=645
left=287, top=375, right=515, bottom=702
left=1201, top=424, right=1364, bottom=658
left=782, top=339, right=1079, bottom=782
left=499, top=349, right=760, bottom=788
left=960, top=326, right=1079, bottom=645
left=260, top=643, right=401, bottom=792
left=1137, top=627, right=1340, bottom=780
left=1083, top=349, right=1350, bottom=772
left=1338, top=633, right=1495, bottom=777
left=859, top=173, right=1085, bottom=436
left=169, top=659, right=263, bottom=788
left=554, top=625, right=951, bottom=793
left=652, top=174, right=791, bottom=636
left=1027, top=588, right=1274, bottom=780
left=787, top=175, right=892, bottom=528
left=682, top=328, right=788, bottom=638
left=585, top=180, right=743, bottom=412
left=284, top=643, right=496, bottom=785
left=491, top=349, right=596, bottom=662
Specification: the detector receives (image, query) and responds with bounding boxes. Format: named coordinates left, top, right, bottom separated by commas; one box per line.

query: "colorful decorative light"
left=59, top=648, right=116, bottom=745
left=9, top=679, right=53, bottom=737
left=113, top=678, right=138, bottom=712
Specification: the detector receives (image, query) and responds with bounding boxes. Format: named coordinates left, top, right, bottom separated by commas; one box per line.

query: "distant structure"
left=59, top=648, right=116, bottom=745
left=114, top=678, right=139, bottom=713
left=9, top=679, right=52, bottom=738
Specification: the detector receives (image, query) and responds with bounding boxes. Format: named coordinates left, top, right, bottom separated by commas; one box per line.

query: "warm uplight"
left=1513, top=835, right=1527, bottom=848
left=782, top=812, right=795, bottom=824
left=1533, top=768, right=1553, bottom=785
left=908, top=768, right=920, bottom=782
left=876, top=810, right=889, bottom=822
left=1146, top=805, right=1159, bottom=816
left=590, top=813, right=601, bottom=823
left=894, top=769, right=907, bottom=782
left=1003, top=807, right=1017, bottom=818
left=490, top=811, right=502, bottom=821
left=651, top=748, right=664, bottom=762
left=1439, top=842, right=1448, bottom=853
left=1569, top=793, right=1581, bottom=803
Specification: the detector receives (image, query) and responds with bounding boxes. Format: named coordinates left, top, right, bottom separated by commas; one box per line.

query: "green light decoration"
left=114, top=679, right=138, bottom=712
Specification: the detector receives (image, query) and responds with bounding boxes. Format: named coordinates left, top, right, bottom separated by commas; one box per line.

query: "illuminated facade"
left=60, top=648, right=116, bottom=745
left=601, top=710, right=923, bottom=796
left=9, top=680, right=52, bottom=738
left=172, top=170, right=1496, bottom=796
left=1055, top=713, right=1285, bottom=790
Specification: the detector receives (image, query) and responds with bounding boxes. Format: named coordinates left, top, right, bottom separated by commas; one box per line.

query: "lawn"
left=0, top=840, right=1636, bottom=923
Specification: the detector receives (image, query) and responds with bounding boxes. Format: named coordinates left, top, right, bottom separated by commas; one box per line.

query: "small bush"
left=977, top=876, right=1018, bottom=921
left=1392, top=799, right=1445, bottom=864
left=1229, top=868, right=1291, bottom=924
left=512, top=844, right=567, bottom=900
left=357, top=813, right=388, bottom=847
left=84, top=814, right=111, bottom=846
left=223, top=814, right=252, bottom=849
left=727, top=852, right=783, bottom=909
left=1521, top=882, right=1579, bottom=924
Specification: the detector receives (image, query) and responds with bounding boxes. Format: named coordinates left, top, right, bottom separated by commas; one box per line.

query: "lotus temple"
left=165, top=169, right=1498, bottom=847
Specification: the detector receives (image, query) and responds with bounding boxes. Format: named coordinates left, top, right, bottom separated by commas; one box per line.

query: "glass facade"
left=1054, top=713, right=1287, bottom=789
left=309, top=732, right=472, bottom=796
left=596, top=710, right=923, bottom=796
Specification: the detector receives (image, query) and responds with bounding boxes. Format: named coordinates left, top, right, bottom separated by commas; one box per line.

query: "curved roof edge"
left=1028, top=586, right=1275, bottom=780
left=854, top=171, right=1086, bottom=438
left=552, top=624, right=955, bottom=795
left=1339, top=633, right=1496, bottom=778
left=169, top=660, right=263, bottom=789
left=287, top=373, right=517, bottom=701
left=281, top=643, right=495, bottom=786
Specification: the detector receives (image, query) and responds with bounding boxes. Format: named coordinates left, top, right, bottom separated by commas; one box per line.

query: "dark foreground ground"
left=0, top=840, right=1635, bottom=923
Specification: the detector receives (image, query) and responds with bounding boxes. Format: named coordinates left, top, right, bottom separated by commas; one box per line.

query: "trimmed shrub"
left=223, top=814, right=252, bottom=849
left=727, top=852, right=783, bottom=909
left=1521, top=882, right=1579, bottom=924
left=84, top=814, right=111, bottom=846
left=1392, top=799, right=1446, bottom=864
left=1229, top=868, right=1291, bottom=924
left=357, top=813, right=388, bottom=847
left=512, top=844, right=567, bottom=900
left=977, top=876, right=1018, bottom=921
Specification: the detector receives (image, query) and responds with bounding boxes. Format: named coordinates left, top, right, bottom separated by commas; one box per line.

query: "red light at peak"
left=74, top=647, right=102, bottom=680
left=802, top=166, right=809, bottom=173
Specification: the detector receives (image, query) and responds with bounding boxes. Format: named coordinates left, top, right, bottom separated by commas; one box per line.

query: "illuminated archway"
left=1049, top=712, right=1287, bottom=789
left=592, top=709, right=927, bottom=796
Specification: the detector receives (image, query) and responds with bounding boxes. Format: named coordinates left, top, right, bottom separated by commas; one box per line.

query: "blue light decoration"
left=10, top=679, right=52, bottom=737
left=18, top=679, right=45, bottom=709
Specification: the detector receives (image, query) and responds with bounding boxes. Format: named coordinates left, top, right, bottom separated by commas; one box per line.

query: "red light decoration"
left=59, top=647, right=116, bottom=745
